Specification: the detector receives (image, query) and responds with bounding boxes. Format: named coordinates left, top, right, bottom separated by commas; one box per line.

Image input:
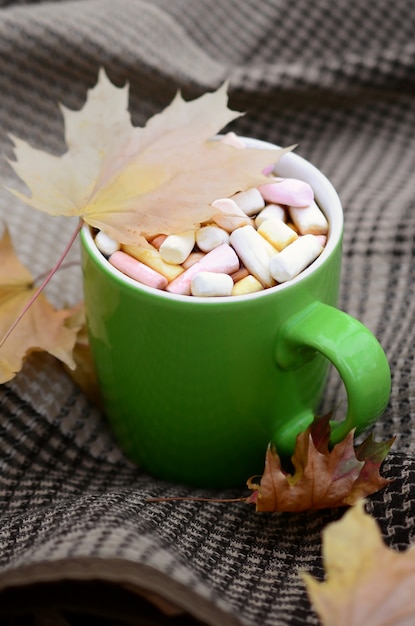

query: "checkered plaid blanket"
left=0, top=1, right=414, bottom=624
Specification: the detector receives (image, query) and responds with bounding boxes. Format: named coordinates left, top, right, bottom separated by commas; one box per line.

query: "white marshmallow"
left=95, top=231, right=120, bottom=257
left=231, top=188, right=265, bottom=216
left=254, top=204, right=286, bottom=228
left=159, top=230, right=195, bottom=264
left=196, top=225, right=230, bottom=252
left=230, top=225, right=276, bottom=288
left=288, top=201, right=329, bottom=235
left=191, top=272, right=234, bottom=297
left=211, top=198, right=253, bottom=232
left=269, top=234, right=324, bottom=282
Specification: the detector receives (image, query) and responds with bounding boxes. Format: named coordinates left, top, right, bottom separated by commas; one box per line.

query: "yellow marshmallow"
left=257, top=218, right=298, bottom=251
left=232, top=275, right=264, bottom=296
left=122, top=244, right=184, bottom=281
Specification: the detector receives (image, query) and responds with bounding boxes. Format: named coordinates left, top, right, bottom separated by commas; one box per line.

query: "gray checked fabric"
left=0, top=1, right=415, bottom=625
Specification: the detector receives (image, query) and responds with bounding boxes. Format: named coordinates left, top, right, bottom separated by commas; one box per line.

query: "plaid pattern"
left=0, top=1, right=415, bottom=624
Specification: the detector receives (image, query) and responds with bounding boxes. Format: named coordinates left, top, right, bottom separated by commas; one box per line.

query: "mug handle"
left=273, top=301, right=391, bottom=455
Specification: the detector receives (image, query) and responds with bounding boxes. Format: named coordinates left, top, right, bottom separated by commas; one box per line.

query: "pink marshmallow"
left=167, top=243, right=240, bottom=295
left=182, top=251, right=205, bottom=269
left=258, top=178, right=314, bottom=207
left=198, top=243, right=240, bottom=273
left=262, top=164, right=274, bottom=176
left=149, top=234, right=167, bottom=250
left=315, top=235, right=327, bottom=247
left=109, top=250, right=168, bottom=290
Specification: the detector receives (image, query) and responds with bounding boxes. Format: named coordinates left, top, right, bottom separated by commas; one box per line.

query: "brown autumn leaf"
left=7, top=69, right=290, bottom=248
left=0, top=228, right=82, bottom=383
left=246, top=414, right=394, bottom=512
left=63, top=306, right=102, bottom=407
left=303, top=500, right=415, bottom=626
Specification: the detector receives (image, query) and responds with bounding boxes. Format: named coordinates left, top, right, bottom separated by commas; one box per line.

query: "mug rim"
left=81, top=137, right=343, bottom=304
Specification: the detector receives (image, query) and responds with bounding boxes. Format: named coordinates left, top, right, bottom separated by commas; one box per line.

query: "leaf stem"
left=33, top=260, right=81, bottom=286
left=0, top=219, right=83, bottom=351
left=146, top=496, right=247, bottom=504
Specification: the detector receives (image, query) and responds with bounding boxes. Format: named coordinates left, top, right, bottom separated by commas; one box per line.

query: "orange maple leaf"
left=246, top=414, right=394, bottom=512
left=0, top=228, right=83, bottom=383
left=303, top=500, right=415, bottom=626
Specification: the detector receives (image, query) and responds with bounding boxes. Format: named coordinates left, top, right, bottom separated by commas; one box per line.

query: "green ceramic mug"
left=81, top=138, right=391, bottom=488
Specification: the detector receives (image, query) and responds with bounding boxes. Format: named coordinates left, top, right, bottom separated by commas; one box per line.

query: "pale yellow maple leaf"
left=7, top=69, right=288, bottom=247
left=0, top=229, right=82, bottom=383
left=303, top=500, right=415, bottom=626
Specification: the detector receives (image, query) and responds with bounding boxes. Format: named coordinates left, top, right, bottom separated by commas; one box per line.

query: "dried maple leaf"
left=7, top=69, right=289, bottom=247
left=303, top=500, right=415, bottom=626
left=0, top=228, right=82, bottom=383
left=63, top=306, right=102, bottom=407
left=246, top=415, right=394, bottom=512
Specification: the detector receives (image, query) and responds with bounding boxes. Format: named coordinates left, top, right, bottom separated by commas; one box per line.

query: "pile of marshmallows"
left=94, top=145, right=328, bottom=298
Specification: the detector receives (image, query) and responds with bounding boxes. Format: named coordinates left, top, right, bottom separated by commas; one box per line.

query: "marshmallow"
left=159, top=230, right=195, bottom=264
left=269, top=234, right=324, bottom=283
left=167, top=243, right=240, bottom=295
left=196, top=224, right=230, bottom=252
left=259, top=178, right=314, bottom=207
left=230, top=266, right=250, bottom=283
left=95, top=231, right=120, bottom=257
left=149, top=234, right=167, bottom=249
left=231, top=187, right=265, bottom=216
left=122, top=243, right=184, bottom=281
left=211, top=198, right=254, bottom=232
left=257, top=218, right=298, bottom=251
left=109, top=250, right=168, bottom=290
left=288, top=201, right=329, bottom=235
left=255, top=204, right=286, bottom=228
left=232, top=275, right=264, bottom=296
left=230, top=225, right=276, bottom=288
left=191, top=272, right=234, bottom=297
left=182, top=251, right=205, bottom=269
